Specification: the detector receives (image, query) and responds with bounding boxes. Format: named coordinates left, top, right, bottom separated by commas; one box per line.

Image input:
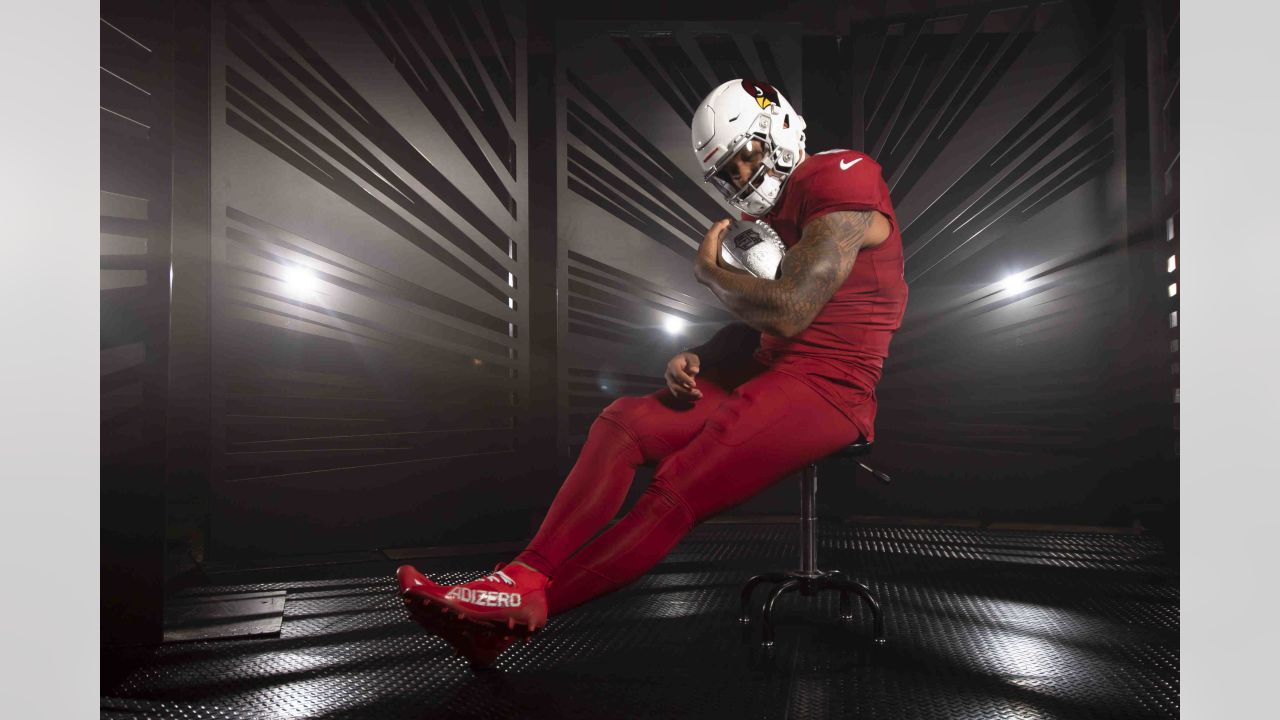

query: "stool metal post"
left=800, top=464, right=818, bottom=576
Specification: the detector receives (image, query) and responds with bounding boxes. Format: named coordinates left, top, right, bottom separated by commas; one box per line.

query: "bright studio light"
left=1001, top=273, right=1029, bottom=294
left=283, top=265, right=319, bottom=294
left=662, top=315, right=686, bottom=335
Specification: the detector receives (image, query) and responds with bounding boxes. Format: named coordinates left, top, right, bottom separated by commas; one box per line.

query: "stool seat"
left=831, top=440, right=872, bottom=459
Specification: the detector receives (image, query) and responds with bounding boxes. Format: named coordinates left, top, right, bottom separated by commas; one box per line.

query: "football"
left=718, top=219, right=786, bottom=279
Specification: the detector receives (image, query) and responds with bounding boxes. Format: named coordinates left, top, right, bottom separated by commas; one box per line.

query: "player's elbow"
left=782, top=305, right=825, bottom=337
left=755, top=318, right=792, bottom=338
left=772, top=316, right=810, bottom=338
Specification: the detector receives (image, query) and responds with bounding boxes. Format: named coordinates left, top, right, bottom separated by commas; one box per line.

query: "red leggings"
left=513, top=358, right=863, bottom=616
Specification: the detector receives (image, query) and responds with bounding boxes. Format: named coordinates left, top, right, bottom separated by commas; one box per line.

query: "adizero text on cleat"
left=409, top=563, right=550, bottom=634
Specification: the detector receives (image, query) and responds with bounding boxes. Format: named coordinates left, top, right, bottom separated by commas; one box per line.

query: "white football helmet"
left=691, top=79, right=807, bottom=216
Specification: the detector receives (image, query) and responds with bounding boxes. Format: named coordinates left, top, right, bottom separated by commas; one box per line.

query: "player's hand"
left=695, top=219, right=733, bottom=285
left=664, top=352, right=703, bottom=401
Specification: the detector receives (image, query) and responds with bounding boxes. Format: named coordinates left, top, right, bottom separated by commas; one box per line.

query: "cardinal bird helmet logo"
left=740, top=79, right=779, bottom=110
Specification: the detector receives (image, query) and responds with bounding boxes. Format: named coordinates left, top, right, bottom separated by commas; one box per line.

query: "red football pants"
left=512, top=357, right=863, bottom=616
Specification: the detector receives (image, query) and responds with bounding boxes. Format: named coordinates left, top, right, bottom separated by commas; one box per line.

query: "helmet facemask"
left=708, top=155, right=785, bottom=218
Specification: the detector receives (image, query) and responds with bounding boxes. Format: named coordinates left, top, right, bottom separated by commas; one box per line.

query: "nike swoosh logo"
left=840, top=158, right=863, bottom=170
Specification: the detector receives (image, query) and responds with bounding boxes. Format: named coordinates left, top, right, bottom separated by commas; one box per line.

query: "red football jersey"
left=747, top=149, right=909, bottom=442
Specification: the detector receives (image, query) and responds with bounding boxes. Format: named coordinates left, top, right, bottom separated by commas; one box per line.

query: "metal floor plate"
left=102, top=523, right=1178, bottom=719
left=162, top=591, right=287, bottom=643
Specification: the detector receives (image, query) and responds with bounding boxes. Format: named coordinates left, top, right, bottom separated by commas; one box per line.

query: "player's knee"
left=599, top=396, right=675, bottom=462
left=638, top=482, right=697, bottom=530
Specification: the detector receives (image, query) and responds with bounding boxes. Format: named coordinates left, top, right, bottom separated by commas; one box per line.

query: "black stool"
left=738, top=441, right=892, bottom=646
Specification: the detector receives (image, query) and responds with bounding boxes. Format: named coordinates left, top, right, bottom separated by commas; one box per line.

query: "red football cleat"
left=396, top=564, right=441, bottom=597
left=397, top=561, right=550, bottom=634
left=397, top=564, right=529, bottom=670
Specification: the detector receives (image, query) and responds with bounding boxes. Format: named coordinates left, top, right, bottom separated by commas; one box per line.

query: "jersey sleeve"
left=798, top=155, right=887, bottom=228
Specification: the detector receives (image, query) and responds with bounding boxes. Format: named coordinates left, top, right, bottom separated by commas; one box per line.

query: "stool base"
left=739, top=569, right=886, bottom=647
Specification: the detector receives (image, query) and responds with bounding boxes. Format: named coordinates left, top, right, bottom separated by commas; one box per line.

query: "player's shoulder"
left=805, top=149, right=879, bottom=171
left=795, top=149, right=881, bottom=184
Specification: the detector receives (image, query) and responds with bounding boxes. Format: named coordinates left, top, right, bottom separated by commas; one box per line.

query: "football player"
left=397, top=79, right=908, bottom=669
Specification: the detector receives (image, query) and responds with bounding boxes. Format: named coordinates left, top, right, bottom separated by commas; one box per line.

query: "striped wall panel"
left=847, top=3, right=1166, bottom=522
left=101, top=9, right=170, bottom=461
left=209, top=0, right=531, bottom=554
left=1146, top=0, right=1179, bottom=456
left=100, top=0, right=172, bottom=644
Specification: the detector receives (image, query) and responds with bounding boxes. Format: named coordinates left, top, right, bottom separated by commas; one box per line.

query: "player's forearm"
left=686, top=321, right=761, bottom=366
left=695, top=264, right=798, bottom=336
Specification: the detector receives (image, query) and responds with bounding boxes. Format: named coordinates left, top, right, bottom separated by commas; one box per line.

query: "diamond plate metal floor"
left=101, top=523, right=1178, bottom=719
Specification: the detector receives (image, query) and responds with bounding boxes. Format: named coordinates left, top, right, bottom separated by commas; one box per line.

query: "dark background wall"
left=101, top=0, right=1178, bottom=640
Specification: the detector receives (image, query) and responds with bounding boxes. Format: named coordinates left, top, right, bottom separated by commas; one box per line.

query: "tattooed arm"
left=694, top=211, right=890, bottom=337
